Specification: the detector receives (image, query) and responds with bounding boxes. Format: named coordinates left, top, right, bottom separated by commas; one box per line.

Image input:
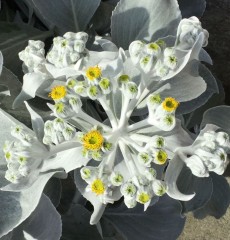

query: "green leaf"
left=111, top=0, right=181, bottom=49
left=0, top=22, right=52, bottom=77
left=24, top=0, right=101, bottom=34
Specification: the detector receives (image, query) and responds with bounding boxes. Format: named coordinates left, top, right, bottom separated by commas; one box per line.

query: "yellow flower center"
left=162, top=97, right=179, bottom=112
left=49, top=85, right=67, bottom=100
left=83, top=130, right=104, bottom=151
left=155, top=150, right=168, bottom=165
left=86, top=66, right=102, bottom=81
left=138, top=193, right=150, bottom=204
left=91, top=179, right=105, bottom=195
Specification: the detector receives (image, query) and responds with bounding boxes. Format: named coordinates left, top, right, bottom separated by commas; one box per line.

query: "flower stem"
left=127, top=119, right=150, bottom=132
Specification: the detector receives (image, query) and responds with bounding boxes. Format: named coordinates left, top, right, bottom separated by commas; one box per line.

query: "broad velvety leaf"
left=91, top=2, right=114, bottom=35
left=160, top=61, right=207, bottom=103
left=201, top=105, right=230, bottom=133
left=111, top=0, right=181, bottom=49
left=104, top=195, right=185, bottom=240
left=24, top=0, right=101, bottom=34
left=177, top=63, right=218, bottom=115
left=61, top=204, right=102, bottom=240
left=10, top=194, right=62, bottom=240
left=24, top=102, right=44, bottom=142
left=0, top=51, right=3, bottom=74
left=0, top=170, right=59, bottom=238
left=177, top=166, right=213, bottom=213
left=193, top=173, right=230, bottom=219
left=165, top=155, right=195, bottom=201
left=43, top=177, right=62, bottom=207
left=0, top=22, right=52, bottom=77
left=178, top=0, right=206, bottom=18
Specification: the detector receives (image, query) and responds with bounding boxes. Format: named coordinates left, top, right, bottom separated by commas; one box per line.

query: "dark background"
left=202, top=0, right=230, bottom=104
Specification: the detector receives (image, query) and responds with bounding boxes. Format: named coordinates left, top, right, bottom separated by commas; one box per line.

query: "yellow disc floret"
left=138, top=193, right=150, bottom=204
left=83, top=130, right=104, bottom=151
left=91, top=179, right=105, bottom=195
left=162, top=97, right=179, bottom=112
left=155, top=150, right=168, bottom=165
left=86, top=66, right=102, bottom=81
left=49, top=85, right=67, bottom=100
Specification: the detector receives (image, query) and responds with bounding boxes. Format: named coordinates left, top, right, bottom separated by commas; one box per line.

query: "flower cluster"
left=46, top=32, right=88, bottom=68
left=2, top=16, right=230, bottom=228
left=184, top=130, right=230, bottom=177
left=4, top=125, right=48, bottom=183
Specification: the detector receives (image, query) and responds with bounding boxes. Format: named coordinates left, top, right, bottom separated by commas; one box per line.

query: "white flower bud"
left=75, top=32, right=88, bottom=43
left=140, top=55, right=156, bottom=73
left=110, top=172, right=124, bottom=186
left=44, top=120, right=54, bottom=135
left=216, top=132, right=229, bottom=147
left=121, top=182, right=137, bottom=198
left=5, top=170, right=22, bottom=184
left=137, top=152, right=152, bottom=167
left=74, top=82, right=88, bottom=97
left=152, top=180, right=167, bottom=196
left=99, top=78, right=112, bottom=94
left=63, top=32, right=76, bottom=39
left=184, top=155, right=209, bottom=177
left=87, top=86, right=101, bottom=100
left=43, top=135, right=53, bottom=145
left=155, top=61, right=169, bottom=78
left=53, top=118, right=66, bottom=131
left=69, top=96, right=82, bottom=113
left=125, top=82, right=138, bottom=99
left=74, top=40, right=86, bottom=53
left=91, top=151, right=103, bottom=161
left=66, top=78, right=77, bottom=89
left=146, top=135, right=165, bottom=149
left=62, top=125, right=76, bottom=141
left=164, top=48, right=177, bottom=70
left=145, top=42, right=161, bottom=56
left=177, top=16, right=209, bottom=49
left=124, top=197, right=137, bottom=208
left=80, top=167, right=92, bottom=180
left=129, top=40, right=145, bottom=58
left=70, top=52, right=81, bottom=62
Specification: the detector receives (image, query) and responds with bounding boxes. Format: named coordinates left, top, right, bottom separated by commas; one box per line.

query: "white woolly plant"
left=2, top=15, right=229, bottom=228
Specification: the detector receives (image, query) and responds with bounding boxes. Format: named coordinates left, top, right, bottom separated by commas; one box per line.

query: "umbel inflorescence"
left=3, top=16, right=229, bottom=225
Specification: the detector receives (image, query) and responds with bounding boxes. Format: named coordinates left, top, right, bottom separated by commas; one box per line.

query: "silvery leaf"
left=165, top=154, right=196, bottom=201
left=10, top=194, right=62, bottom=240
left=104, top=195, right=185, bottom=240
left=194, top=173, right=230, bottom=219
left=178, top=0, right=206, bottom=18
left=0, top=170, right=60, bottom=238
left=201, top=105, right=230, bottom=133
left=43, top=177, right=62, bottom=207
left=24, top=0, right=101, bottom=34
left=0, top=22, right=52, bottom=77
left=177, top=63, right=218, bottom=115
left=61, top=204, right=102, bottom=240
left=177, top=166, right=213, bottom=213
left=111, top=0, right=181, bottom=49
left=24, top=102, right=44, bottom=142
